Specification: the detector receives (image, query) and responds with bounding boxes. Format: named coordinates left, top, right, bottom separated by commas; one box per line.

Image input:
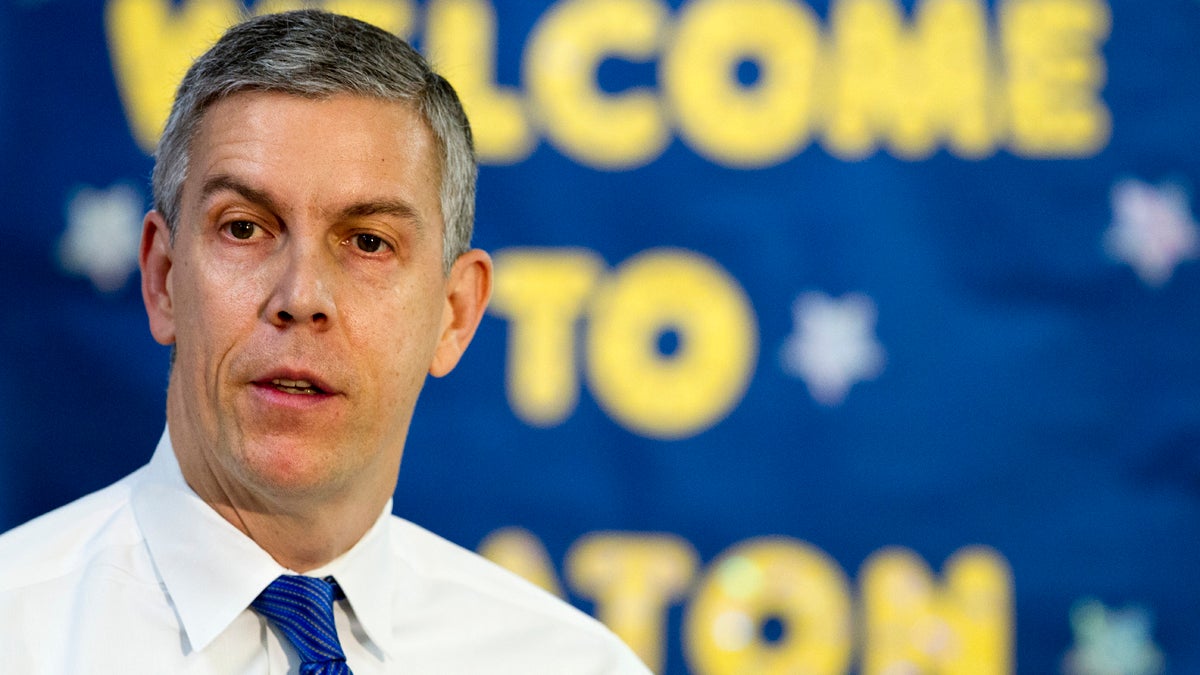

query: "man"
left=0, top=10, right=649, bottom=674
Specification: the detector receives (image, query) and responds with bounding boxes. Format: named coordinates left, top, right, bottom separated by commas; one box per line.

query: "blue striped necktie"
left=251, top=575, right=353, bottom=675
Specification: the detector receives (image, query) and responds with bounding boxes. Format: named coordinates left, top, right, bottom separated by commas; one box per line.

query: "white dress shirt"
left=0, top=430, right=650, bottom=674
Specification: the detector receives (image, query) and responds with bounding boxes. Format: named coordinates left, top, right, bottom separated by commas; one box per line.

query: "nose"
left=264, top=241, right=336, bottom=330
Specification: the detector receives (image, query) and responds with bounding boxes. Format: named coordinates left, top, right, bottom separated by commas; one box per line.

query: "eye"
left=353, top=233, right=389, bottom=254
left=225, top=220, right=259, bottom=240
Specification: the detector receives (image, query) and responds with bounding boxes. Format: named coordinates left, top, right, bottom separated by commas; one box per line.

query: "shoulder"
left=386, top=516, right=651, bottom=674
left=0, top=467, right=183, bottom=673
left=0, top=469, right=146, bottom=593
left=387, top=517, right=590, bottom=628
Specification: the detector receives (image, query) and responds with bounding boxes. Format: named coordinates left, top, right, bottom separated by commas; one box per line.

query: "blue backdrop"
left=2, top=1, right=1198, bottom=673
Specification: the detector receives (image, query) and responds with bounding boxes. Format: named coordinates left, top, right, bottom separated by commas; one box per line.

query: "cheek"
left=351, top=288, right=444, bottom=392
left=173, top=263, right=263, bottom=366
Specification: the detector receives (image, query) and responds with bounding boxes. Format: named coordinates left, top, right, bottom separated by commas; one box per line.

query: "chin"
left=233, top=435, right=352, bottom=497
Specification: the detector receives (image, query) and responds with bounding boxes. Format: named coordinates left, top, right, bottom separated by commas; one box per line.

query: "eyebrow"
left=200, top=174, right=426, bottom=232
left=200, top=175, right=283, bottom=215
left=339, top=199, right=425, bottom=231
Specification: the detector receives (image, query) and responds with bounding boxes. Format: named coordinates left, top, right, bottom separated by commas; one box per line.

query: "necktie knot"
left=252, top=575, right=352, bottom=674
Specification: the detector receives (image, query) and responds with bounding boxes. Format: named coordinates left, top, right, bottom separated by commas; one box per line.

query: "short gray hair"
left=152, top=9, right=476, bottom=272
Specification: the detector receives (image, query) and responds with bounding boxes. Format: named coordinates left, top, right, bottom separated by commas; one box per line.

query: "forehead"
left=184, top=91, right=442, bottom=217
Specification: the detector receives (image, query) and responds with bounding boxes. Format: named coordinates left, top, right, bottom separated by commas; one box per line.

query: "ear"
left=430, top=249, right=493, bottom=377
left=140, top=210, right=177, bottom=346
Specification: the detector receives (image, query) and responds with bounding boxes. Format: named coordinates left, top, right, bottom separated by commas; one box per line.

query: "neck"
left=197, top=478, right=386, bottom=573
left=165, top=391, right=397, bottom=573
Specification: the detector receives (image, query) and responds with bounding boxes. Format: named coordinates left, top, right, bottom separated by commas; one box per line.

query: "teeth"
left=272, top=378, right=313, bottom=388
left=268, top=377, right=323, bottom=395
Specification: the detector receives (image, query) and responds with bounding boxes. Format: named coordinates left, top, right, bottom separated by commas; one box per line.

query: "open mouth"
left=268, top=378, right=326, bottom=396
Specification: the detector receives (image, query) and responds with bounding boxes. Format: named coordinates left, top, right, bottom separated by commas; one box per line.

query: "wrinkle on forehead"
left=185, top=92, right=443, bottom=234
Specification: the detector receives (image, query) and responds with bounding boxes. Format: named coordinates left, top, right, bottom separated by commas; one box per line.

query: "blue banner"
left=2, top=1, right=1198, bottom=673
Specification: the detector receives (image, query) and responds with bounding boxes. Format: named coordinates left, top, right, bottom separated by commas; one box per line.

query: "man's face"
left=140, top=91, right=486, bottom=504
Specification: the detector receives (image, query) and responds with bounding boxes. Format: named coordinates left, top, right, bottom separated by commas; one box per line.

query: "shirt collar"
left=306, top=497, right=396, bottom=657
left=131, top=427, right=397, bottom=656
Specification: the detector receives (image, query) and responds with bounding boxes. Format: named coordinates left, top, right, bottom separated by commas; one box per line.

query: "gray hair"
left=152, top=9, right=476, bottom=272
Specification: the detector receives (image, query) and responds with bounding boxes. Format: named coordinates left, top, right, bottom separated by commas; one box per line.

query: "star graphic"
left=1062, top=598, right=1165, bottom=675
left=1103, top=178, right=1199, bottom=287
left=57, top=183, right=145, bottom=294
left=780, top=291, right=885, bottom=406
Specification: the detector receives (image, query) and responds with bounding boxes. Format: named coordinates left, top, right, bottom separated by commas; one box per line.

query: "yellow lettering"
left=488, top=249, right=604, bottom=427
left=252, top=0, right=412, bottom=30
left=567, top=533, right=698, bottom=672
left=107, top=0, right=414, bottom=153
left=860, top=546, right=1013, bottom=674
left=663, top=0, right=821, bottom=167
left=106, top=0, right=240, bottom=152
left=585, top=249, right=757, bottom=440
left=320, top=0, right=414, bottom=36
left=1000, top=0, right=1111, bottom=156
left=425, top=0, right=533, bottom=163
left=685, top=537, right=853, bottom=675
left=524, top=0, right=670, bottom=169
left=824, top=0, right=905, bottom=158
left=107, top=0, right=1113, bottom=166
left=824, top=0, right=996, bottom=159
left=478, top=527, right=565, bottom=597
left=904, top=0, right=996, bottom=157
left=251, top=0, right=307, bottom=15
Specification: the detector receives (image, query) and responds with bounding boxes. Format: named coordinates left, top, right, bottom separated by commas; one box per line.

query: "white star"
left=1062, top=598, right=1164, bottom=675
left=780, top=291, right=885, bottom=406
left=57, top=183, right=145, bottom=293
left=1104, top=178, right=1199, bottom=287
